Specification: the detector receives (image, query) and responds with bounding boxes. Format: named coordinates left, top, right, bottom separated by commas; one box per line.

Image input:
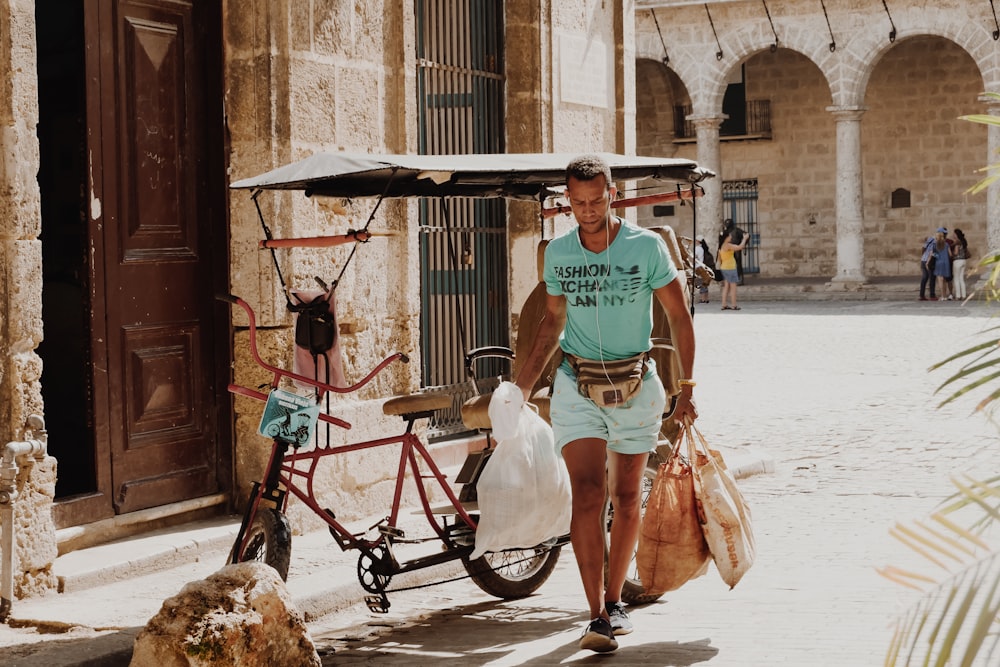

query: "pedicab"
left=224, top=151, right=714, bottom=612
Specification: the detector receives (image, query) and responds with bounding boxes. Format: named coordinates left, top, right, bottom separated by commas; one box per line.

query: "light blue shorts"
left=549, top=359, right=667, bottom=455
left=721, top=268, right=739, bottom=283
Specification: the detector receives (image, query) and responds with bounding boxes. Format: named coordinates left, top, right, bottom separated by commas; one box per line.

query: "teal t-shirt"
left=544, top=220, right=678, bottom=361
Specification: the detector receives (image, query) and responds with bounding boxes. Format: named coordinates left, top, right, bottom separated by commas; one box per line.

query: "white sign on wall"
left=558, top=31, right=611, bottom=108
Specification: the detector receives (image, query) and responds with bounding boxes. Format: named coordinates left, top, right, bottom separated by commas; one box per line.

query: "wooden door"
left=55, top=0, right=228, bottom=523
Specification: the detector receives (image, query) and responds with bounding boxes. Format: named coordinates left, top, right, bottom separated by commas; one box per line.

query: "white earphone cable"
left=577, top=211, right=616, bottom=409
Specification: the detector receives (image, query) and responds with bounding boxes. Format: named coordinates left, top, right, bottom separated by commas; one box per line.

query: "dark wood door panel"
left=115, top=466, right=216, bottom=515
left=102, top=0, right=221, bottom=515
left=123, top=322, right=204, bottom=445
left=119, top=7, right=199, bottom=261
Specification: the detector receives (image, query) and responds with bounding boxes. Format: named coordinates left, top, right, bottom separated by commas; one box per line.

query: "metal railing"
left=674, top=100, right=772, bottom=139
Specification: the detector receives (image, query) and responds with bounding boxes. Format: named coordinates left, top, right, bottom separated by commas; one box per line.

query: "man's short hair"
left=566, top=154, right=612, bottom=188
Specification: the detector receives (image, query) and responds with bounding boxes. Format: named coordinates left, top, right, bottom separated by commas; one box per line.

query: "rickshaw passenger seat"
left=461, top=240, right=557, bottom=431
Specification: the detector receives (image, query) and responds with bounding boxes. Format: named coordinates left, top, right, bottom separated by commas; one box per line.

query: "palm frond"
left=957, top=573, right=1000, bottom=667
left=883, top=476, right=1000, bottom=666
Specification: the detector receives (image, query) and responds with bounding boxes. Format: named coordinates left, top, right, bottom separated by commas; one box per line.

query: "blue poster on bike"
left=258, top=388, right=321, bottom=446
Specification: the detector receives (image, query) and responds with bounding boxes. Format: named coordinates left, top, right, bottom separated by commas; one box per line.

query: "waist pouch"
left=567, top=351, right=649, bottom=408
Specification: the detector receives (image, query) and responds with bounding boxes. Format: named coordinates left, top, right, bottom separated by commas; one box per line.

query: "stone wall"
left=225, top=0, right=424, bottom=529
left=0, top=0, right=57, bottom=599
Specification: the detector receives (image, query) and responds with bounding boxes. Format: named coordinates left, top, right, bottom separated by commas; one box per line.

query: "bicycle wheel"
left=609, top=456, right=663, bottom=605
left=235, top=507, right=292, bottom=581
left=463, top=544, right=561, bottom=598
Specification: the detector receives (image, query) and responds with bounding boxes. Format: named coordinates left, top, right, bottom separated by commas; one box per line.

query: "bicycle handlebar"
left=464, top=345, right=514, bottom=377
left=220, top=294, right=409, bottom=395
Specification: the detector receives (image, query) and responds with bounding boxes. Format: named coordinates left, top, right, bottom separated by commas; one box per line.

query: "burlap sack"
left=688, top=425, right=756, bottom=589
left=636, top=451, right=711, bottom=595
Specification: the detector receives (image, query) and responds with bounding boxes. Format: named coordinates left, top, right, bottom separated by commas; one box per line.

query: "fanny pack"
left=567, top=351, right=649, bottom=408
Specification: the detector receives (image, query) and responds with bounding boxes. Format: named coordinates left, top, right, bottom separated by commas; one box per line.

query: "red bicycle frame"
left=220, top=295, right=480, bottom=592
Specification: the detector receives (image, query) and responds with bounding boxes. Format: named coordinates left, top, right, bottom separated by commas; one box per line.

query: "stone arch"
left=633, top=12, right=727, bottom=121
left=699, top=20, right=837, bottom=118
left=847, top=15, right=997, bottom=106
left=635, top=57, right=687, bottom=157
left=635, top=13, right=837, bottom=119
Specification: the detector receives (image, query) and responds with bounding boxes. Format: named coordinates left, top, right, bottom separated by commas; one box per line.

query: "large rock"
left=130, top=562, right=320, bottom=667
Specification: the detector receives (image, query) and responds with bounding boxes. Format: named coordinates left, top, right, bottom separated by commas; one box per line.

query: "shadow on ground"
left=314, top=600, right=719, bottom=666
left=0, top=624, right=136, bottom=667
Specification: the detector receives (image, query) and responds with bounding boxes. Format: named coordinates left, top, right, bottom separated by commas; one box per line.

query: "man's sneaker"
left=606, top=601, right=634, bottom=636
left=579, top=617, right=618, bottom=652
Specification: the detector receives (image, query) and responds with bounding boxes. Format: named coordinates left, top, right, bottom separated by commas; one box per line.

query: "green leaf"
left=958, top=574, right=1000, bottom=667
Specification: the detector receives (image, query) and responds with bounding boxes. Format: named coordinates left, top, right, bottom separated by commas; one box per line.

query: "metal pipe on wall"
left=0, top=415, right=47, bottom=622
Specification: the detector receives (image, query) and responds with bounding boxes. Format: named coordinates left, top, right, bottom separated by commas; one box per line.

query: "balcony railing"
left=673, top=100, right=772, bottom=140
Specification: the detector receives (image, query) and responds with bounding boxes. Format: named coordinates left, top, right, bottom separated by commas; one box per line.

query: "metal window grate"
left=416, top=0, right=507, bottom=439
left=722, top=178, right=760, bottom=275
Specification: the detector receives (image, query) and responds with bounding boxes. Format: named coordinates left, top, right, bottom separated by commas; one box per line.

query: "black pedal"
left=365, top=593, right=391, bottom=613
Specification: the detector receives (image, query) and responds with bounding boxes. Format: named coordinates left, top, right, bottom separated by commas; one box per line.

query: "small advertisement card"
left=258, top=388, right=320, bottom=446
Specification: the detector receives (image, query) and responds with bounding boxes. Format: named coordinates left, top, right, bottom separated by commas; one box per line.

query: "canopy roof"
left=230, top=151, right=714, bottom=200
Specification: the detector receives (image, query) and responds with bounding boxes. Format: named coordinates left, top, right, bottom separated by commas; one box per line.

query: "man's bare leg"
left=562, top=437, right=610, bottom=619
left=562, top=437, right=618, bottom=651
left=605, top=450, right=650, bottom=602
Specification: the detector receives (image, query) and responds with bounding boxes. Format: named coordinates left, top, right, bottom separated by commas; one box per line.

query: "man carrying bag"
left=515, top=154, right=697, bottom=653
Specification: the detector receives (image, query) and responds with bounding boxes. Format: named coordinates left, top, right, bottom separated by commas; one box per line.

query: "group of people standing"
left=693, top=218, right=749, bottom=310
left=919, top=226, right=971, bottom=301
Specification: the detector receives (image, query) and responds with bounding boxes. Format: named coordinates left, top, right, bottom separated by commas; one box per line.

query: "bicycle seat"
left=383, top=391, right=453, bottom=417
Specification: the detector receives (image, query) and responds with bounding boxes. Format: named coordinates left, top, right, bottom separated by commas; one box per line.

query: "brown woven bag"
left=636, top=440, right=711, bottom=595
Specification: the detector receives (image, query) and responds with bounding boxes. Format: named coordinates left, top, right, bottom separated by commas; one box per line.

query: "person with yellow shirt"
left=718, top=228, right=749, bottom=310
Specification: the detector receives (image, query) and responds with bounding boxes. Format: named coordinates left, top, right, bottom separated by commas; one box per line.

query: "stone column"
left=984, top=101, right=1000, bottom=254
left=689, top=116, right=725, bottom=236
left=827, top=106, right=867, bottom=286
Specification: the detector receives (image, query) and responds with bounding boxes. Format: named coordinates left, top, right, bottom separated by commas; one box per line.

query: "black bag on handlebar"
left=289, top=291, right=337, bottom=355
left=288, top=289, right=347, bottom=390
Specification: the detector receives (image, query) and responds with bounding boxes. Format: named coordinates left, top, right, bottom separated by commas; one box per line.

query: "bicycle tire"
left=235, top=508, right=292, bottom=581
left=463, top=545, right=561, bottom=599
left=610, top=457, right=664, bottom=605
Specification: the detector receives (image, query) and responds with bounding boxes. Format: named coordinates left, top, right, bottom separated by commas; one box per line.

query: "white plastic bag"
left=487, top=381, right=525, bottom=442
left=470, top=402, right=572, bottom=559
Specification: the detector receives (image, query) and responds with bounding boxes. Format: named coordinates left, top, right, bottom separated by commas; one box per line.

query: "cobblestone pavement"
left=308, top=299, right=1000, bottom=666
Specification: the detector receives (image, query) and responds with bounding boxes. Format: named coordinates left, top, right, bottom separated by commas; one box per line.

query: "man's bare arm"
left=654, top=278, right=698, bottom=423
left=514, top=293, right=567, bottom=402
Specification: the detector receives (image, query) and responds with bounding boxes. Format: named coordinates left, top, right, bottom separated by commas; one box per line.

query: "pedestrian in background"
left=952, top=228, right=970, bottom=300
left=718, top=228, right=749, bottom=310
left=919, top=234, right=937, bottom=301
left=943, top=227, right=955, bottom=297
left=931, top=228, right=953, bottom=301
left=723, top=219, right=746, bottom=285
left=694, top=234, right=711, bottom=303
